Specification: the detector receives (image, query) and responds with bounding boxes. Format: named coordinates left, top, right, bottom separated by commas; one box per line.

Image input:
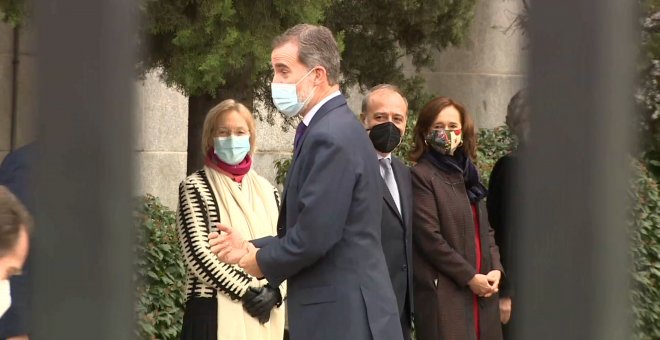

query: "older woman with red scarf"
left=176, top=99, right=285, bottom=340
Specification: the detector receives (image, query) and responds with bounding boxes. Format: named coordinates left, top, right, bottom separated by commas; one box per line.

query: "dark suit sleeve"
left=0, top=151, right=24, bottom=201
left=256, top=132, right=356, bottom=286
left=487, top=156, right=513, bottom=296
left=411, top=168, right=477, bottom=287
left=251, top=236, right=276, bottom=249
left=484, top=205, right=504, bottom=273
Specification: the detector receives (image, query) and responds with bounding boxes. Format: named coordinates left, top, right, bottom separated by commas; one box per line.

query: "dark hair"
left=0, top=186, right=31, bottom=257
left=361, top=84, right=409, bottom=114
left=273, top=24, right=341, bottom=85
left=506, top=89, right=530, bottom=139
left=408, top=96, right=477, bottom=162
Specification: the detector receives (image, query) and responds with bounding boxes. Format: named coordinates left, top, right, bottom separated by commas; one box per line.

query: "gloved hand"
left=241, top=284, right=282, bottom=324
left=241, top=286, right=261, bottom=304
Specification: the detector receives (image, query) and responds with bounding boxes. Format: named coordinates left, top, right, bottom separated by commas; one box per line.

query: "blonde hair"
left=201, top=99, right=257, bottom=155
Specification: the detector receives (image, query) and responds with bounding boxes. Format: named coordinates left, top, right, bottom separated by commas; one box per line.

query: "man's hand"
left=242, top=285, right=282, bottom=324
left=499, top=297, right=512, bottom=324
left=209, top=223, right=248, bottom=264
left=468, top=274, right=496, bottom=297
left=486, top=270, right=502, bottom=291
left=239, top=245, right=264, bottom=278
left=7, top=336, right=29, bottom=340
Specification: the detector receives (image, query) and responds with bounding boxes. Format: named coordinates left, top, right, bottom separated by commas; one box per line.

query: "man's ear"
left=359, top=113, right=367, bottom=126
left=314, top=66, right=327, bottom=85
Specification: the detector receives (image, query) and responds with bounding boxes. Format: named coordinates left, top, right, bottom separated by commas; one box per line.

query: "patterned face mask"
left=425, top=129, right=463, bottom=155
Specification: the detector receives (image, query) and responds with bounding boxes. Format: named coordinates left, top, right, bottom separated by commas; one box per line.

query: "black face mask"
left=368, top=122, right=402, bottom=154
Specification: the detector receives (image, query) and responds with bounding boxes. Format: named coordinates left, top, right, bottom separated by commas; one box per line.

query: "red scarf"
left=205, top=150, right=252, bottom=183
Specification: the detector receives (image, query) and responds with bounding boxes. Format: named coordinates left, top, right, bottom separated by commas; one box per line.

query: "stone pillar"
left=421, top=0, right=528, bottom=127
left=0, top=21, right=37, bottom=162
left=134, top=70, right=188, bottom=209
left=0, top=22, right=11, bottom=162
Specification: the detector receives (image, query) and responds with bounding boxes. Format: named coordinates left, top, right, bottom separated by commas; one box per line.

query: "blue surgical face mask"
left=214, top=135, right=250, bottom=165
left=271, top=68, right=317, bottom=117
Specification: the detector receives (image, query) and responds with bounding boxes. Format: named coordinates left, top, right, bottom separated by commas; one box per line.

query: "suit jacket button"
left=401, top=264, right=407, bottom=271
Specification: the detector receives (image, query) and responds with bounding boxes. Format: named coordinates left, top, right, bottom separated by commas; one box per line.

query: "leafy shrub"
left=275, top=158, right=291, bottom=186
left=630, top=160, right=660, bottom=340
left=134, top=195, right=186, bottom=340
left=392, top=114, right=419, bottom=165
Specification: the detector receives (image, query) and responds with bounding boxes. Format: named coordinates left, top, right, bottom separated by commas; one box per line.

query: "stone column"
left=421, top=0, right=528, bottom=127
left=0, top=22, right=12, bottom=162
left=0, top=21, right=37, bottom=162
left=134, top=70, right=188, bottom=209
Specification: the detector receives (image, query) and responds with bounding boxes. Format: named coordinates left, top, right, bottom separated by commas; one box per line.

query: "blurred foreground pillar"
left=516, top=1, right=637, bottom=340
left=33, top=0, right=136, bottom=339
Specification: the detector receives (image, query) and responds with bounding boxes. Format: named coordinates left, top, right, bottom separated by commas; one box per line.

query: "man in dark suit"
left=210, top=24, right=402, bottom=340
left=360, top=85, right=413, bottom=340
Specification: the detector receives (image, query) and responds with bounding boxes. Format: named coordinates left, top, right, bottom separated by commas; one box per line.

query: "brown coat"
left=411, top=157, right=503, bottom=340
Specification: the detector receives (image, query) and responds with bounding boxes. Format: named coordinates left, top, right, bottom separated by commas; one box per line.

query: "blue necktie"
left=294, top=122, right=307, bottom=150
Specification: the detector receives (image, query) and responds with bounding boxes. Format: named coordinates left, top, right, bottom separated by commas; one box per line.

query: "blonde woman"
left=176, top=99, right=285, bottom=340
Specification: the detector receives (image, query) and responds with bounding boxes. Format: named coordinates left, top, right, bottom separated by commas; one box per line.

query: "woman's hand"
left=486, top=270, right=502, bottom=290
left=468, top=274, right=496, bottom=297
left=499, top=297, right=512, bottom=324
left=209, top=223, right=249, bottom=264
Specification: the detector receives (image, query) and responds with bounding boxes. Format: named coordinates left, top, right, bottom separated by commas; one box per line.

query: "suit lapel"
left=279, top=95, right=349, bottom=232
left=291, top=95, right=346, bottom=161
left=382, top=179, right=403, bottom=223
left=391, top=157, right=410, bottom=227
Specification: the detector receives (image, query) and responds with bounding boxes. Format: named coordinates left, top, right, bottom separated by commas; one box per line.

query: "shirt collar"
left=302, top=90, right=341, bottom=126
left=377, top=153, right=392, bottom=161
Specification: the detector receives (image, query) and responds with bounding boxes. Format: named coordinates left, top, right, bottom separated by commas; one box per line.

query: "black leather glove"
left=241, top=284, right=282, bottom=324
left=241, top=286, right=262, bottom=304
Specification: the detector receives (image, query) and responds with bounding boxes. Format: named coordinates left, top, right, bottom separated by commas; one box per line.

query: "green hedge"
left=630, top=160, right=660, bottom=340
left=134, top=195, right=186, bottom=340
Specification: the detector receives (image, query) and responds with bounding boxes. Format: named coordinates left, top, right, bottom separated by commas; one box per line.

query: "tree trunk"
left=187, top=81, right=254, bottom=174
left=187, top=93, right=217, bottom=174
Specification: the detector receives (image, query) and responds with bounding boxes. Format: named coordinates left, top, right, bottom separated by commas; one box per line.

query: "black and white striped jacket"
left=176, top=169, right=260, bottom=301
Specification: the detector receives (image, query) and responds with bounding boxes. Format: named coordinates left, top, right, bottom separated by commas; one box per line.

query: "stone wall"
left=134, top=71, right=188, bottom=209
left=0, top=19, right=189, bottom=209
left=419, top=0, right=528, bottom=128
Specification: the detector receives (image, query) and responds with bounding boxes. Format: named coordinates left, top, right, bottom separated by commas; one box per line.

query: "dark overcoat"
left=411, top=157, right=503, bottom=340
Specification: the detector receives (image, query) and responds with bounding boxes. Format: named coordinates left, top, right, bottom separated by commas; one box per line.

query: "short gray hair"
left=273, top=24, right=341, bottom=85
left=361, top=84, right=409, bottom=114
